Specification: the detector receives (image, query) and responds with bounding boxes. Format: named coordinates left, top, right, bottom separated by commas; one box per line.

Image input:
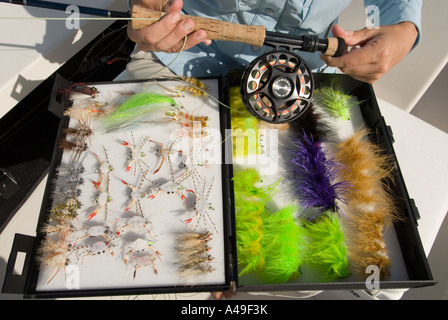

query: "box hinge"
left=47, top=73, right=71, bottom=119
left=386, top=125, right=395, bottom=144
left=2, top=233, right=36, bottom=295
left=409, top=198, right=421, bottom=225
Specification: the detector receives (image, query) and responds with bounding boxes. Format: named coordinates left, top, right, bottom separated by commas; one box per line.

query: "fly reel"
left=241, top=50, right=314, bottom=124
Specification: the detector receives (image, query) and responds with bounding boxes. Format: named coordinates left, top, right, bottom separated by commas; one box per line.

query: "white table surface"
left=0, top=0, right=126, bottom=118
left=1, top=2, right=448, bottom=300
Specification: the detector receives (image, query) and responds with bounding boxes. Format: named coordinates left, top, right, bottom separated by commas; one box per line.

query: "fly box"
left=2, top=73, right=435, bottom=298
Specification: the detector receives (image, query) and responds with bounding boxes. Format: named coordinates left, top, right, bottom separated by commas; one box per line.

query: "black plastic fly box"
left=2, top=73, right=435, bottom=298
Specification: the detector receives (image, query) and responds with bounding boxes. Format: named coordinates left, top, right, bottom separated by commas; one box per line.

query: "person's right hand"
left=127, top=0, right=211, bottom=53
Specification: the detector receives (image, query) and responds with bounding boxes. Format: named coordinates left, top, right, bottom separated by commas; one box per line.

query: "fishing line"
left=0, top=17, right=154, bottom=21
left=152, top=35, right=188, bottom=76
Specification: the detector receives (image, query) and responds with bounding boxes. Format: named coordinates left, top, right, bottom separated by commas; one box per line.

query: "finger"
left=130, top=0, right=210, bottom=52
left=341, top=58, right=390, bottom=77
left=347, top=72, right=382, bottom=84
left=155, top=18, right=196, bottom=52
left=223, top=291, right=237, bottom=299
left=331, top=24, right=349, bottom=40
left=128, top=10, right=181, bottom=41
left=157, top=21, right=211, bottom=52
left=332, top=24, right=379, bottom=47
left=134, top=11, right=183, bottom=50
left=342, top=65, right=383, bottom=83
left=128, top=0, right=183, bottom=46
left=321, top=46, right=377, bottom=70
left=322, top=55, right=383, bottom=84
left=212, top=292, right=223, bottom=300
left=140, top=0, right=183, bottom=12
left=181, top=30, right=210, bottom=50
left=329, top=51, right=385, bottom=84
left=162, top=0, right=183, bottom=12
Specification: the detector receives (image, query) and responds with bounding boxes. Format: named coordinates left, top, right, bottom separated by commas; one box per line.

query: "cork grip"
left=131, top=5, right=266, bottom=47
left=325, top=37, right=346, bottom=57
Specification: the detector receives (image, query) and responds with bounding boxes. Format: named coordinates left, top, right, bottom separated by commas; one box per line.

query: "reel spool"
left=241, top=50, right=314, bottom=124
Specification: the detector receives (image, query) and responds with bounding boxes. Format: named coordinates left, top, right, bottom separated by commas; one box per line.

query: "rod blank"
left=0, top=0, right=130, bottom=18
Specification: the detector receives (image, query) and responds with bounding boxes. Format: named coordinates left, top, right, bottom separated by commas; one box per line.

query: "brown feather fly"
left=334, top=128, right=398, bottom=280
left=36, top=231, right=73, bottom=284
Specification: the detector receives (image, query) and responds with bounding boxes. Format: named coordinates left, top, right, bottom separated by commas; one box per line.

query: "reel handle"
left=131, top=5, right=266, bottom=47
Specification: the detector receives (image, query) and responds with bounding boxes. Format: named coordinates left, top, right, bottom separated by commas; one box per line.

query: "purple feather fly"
left=290, top=132, right=348, bottom=220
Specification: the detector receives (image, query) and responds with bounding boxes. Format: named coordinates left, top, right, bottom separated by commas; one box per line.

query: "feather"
left=334, top=128, right=397, bottom=279
left=175, top=231, right=214, bottom=279
left=235, top=200, right=265, bottom=276
left=290, top=103, right=336, bottom=143
left=232, top=168, right=279, bottom=276
left=314, top=86, right=357, bottom=120
left=289, top=133, right=349, bottom=219
left=36, top=231, right=73, bottom=284
left=232, top=168, right=279, bottom=201
left=103, top=92, right=178, bottom=131
left=230, top=86, right=261, bottom=158
left=261, top=204, right=305, bottom=283
left=302, top=212, right=350, bottom=282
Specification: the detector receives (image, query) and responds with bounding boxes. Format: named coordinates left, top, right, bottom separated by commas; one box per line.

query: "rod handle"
left=131, top=5, right=266, bottom=47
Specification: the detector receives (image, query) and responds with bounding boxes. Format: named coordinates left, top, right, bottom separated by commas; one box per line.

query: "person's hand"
left=321, top=22, right=418, bottom=84
left=212, top=291, right=237, bottom=300
left=127, top=0, right=211, bottom=53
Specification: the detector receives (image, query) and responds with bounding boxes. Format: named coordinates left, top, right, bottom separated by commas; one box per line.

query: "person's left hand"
left=212, top=291, right=237, bottom=300
left=321, top=22, right=418, bottom=84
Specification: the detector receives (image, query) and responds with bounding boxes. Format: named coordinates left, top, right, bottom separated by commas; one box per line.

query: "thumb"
left=332, top=24, right=379, bottom=47
left=163, top=0, right=183, bottom=12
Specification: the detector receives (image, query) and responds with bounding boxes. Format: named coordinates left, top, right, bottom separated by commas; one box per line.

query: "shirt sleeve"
left=364, top=0, right=422, bottom=51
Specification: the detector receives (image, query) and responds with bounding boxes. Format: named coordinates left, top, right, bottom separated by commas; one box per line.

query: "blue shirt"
left=154, top=0, right=422, bottom=77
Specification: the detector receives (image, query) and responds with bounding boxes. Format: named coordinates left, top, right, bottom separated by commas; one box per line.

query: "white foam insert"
left=36, top=79, right=227, bottom=292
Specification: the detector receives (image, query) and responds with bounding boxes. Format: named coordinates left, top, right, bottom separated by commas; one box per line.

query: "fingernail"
left=182, top=19, right=194, bottom=32
left=195, top=33, right=212, bottom=46
left=163, top=0, right=175, bottom=10
left=171, top=13, right=181, bottom=23
left=194, top=32, right=206, bottom=41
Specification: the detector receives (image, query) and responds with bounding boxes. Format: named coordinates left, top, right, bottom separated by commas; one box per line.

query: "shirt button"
left=265, top=8, right=274, bottom=15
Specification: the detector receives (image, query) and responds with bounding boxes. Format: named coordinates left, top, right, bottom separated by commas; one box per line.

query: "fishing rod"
left=2, top=0, right=345, bottom=57
left=2, top=0, right=347, bottom=123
